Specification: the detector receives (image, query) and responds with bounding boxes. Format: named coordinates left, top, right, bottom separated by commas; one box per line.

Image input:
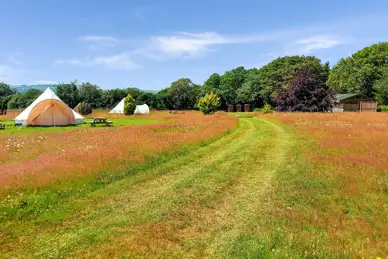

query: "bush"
left=77, top=102, right=92, bottom=115
left=261, top=104, right=274, bottom=114
left=197, top=92, right=220, bottom=115
left=253, top=108, right=260, bottom=112
left=124, top=94, right=136, bottom=115
left=377, top=105, right=388, bottom=112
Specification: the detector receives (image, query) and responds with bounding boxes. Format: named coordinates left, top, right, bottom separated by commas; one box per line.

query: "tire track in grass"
left=2, top=119, right=255, bottom=257
left=203, top=119, right=293, bottom=258
left=3, top=118, right=294, bottom=258
left=78, top=118, right=293, bottom=258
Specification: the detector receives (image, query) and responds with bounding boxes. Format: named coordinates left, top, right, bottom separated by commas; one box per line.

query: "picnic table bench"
left=0, top=123, right=5, bottom=130
left=89, top=117, right=113, bottom=127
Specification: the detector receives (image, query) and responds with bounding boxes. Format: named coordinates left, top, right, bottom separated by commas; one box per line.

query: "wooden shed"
left=334, top=94, right=377, bottom=112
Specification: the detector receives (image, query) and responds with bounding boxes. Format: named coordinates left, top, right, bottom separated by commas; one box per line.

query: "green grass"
left=0, top=117, right=386, bottom=257
left=0, top=118, right=293, bottom=257
left=0, top=116, right=166, bottom=135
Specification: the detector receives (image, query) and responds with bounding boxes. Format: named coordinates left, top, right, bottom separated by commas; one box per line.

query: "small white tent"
left=134, top=104, right=150, bottom=114
left=15, top=88, right=84, bottom=126
left=109, top=98, right=150, bottom=115
left=109, top=98, right=125, bottom=114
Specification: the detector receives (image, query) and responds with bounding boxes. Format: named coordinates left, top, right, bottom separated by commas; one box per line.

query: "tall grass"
left=262, top=112, right=388, bottom=257
left=0, top=111, right=237, bottom=195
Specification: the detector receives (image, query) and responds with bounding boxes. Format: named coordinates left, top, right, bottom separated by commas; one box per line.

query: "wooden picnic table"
left=90, top=117, right=113, bottom=127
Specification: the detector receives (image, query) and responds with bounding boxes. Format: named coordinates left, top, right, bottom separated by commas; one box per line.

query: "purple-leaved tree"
left=276, top=68, right=334, bottom=112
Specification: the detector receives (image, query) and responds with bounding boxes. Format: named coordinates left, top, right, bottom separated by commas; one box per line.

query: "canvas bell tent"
left=15, top=88, right=84, bottom=126
left=109, top=98, right=150, bottom=115
left=109, top=98, right=125, bottom=114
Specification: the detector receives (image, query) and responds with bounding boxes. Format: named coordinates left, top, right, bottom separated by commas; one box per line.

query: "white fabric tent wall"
left=109, top=98, right=125, bottom=114
left=15, top=88, right=84, bottom=126
left=109, top=98, right=150, bottom=115
left=134, top=104, right=150, bottom=114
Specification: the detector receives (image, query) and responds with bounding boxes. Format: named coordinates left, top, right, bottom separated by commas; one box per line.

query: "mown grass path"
left=1, top=118, right=294, bottom=258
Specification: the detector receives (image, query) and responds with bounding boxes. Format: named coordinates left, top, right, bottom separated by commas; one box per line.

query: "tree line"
left=1, top=42, right=387, bottom=114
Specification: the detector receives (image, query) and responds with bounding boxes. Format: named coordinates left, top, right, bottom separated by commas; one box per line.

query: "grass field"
left=0, top=110, right=166, bottom=135
left=0, top=111, right=387, bottom=257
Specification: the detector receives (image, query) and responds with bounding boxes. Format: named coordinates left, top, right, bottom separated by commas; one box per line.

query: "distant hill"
left=12, top=84, right=57, bottom=93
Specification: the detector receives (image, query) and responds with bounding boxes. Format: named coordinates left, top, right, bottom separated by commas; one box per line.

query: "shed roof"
left=335, top=93, right=364, bottom=102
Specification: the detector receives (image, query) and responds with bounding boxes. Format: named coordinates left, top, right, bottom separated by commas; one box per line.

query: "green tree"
left=202, top=72, right=229, bottom=109
left=0, top=95, right=12, bottom=114
left=137, top=92, right=156, bottom=108
left=7, top=89, right=42, bottom=109
left=19, top=89, right=42, bottom=107
left=7, top=94, right=21, bottom=109
left=123, top=94, right=136, bottom=115
left=201, top=73, right=221, bottom=95
left=328, top=42, right=388, bottom=97
left=0, top=82, right=15, bottom=114
left=374, top=67, right=388, bottom=105
left=56, top=81, right=79, bottom=108
left=101, top=88, right=127, bottom=108
left=167, top=78, right=200, bottom=110
left=154, top=88, right=169, bottom=110
left=197, top=92, right=220, bottom=115
left=0, top=82, right=15, bottom=97
left=236, top=83, right=253, bottom=104
left=126, top=87, right=143, bottom=100
left=78, top=82, right=103, bottom=108
left=236, top=71, right=265, bottom=108
left=220, top=66, right=248, bottom=106
left=250, top=56, right=329, bottom=105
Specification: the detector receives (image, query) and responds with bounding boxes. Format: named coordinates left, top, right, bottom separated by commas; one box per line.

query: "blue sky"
left=1, top=0, right=387, bottom=90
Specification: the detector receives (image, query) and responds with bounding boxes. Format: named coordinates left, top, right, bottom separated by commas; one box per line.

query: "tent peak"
left=44, top=87, right=55, bottom=93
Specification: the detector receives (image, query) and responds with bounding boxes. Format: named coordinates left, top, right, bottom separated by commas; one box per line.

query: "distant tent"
left=134, top=104, right=150, bottom=114
left=109, top=98, right=125, bottom=114
left=73, top=102, right=81, bottom=113
left=109, top=98, right=150, bottom=115
left=15, top=88, right=84, bottom=126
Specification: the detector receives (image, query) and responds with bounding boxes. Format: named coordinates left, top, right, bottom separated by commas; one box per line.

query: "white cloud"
left=152, top=32, right=224, bottom=54
left=79, top=35, right=119, bottom=43
left=147, top=32, right=278, bottom=59
left=294, top=35, right=346, bottom=53
left=93, top=53, right=141, bottom=70
left=55, top=53, right=140, bottom=70
left=55, top=30, right=349, bottom=70
left=78, top=35, right=120, bottom=49
left=54, top=59, right=85, bottom=65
